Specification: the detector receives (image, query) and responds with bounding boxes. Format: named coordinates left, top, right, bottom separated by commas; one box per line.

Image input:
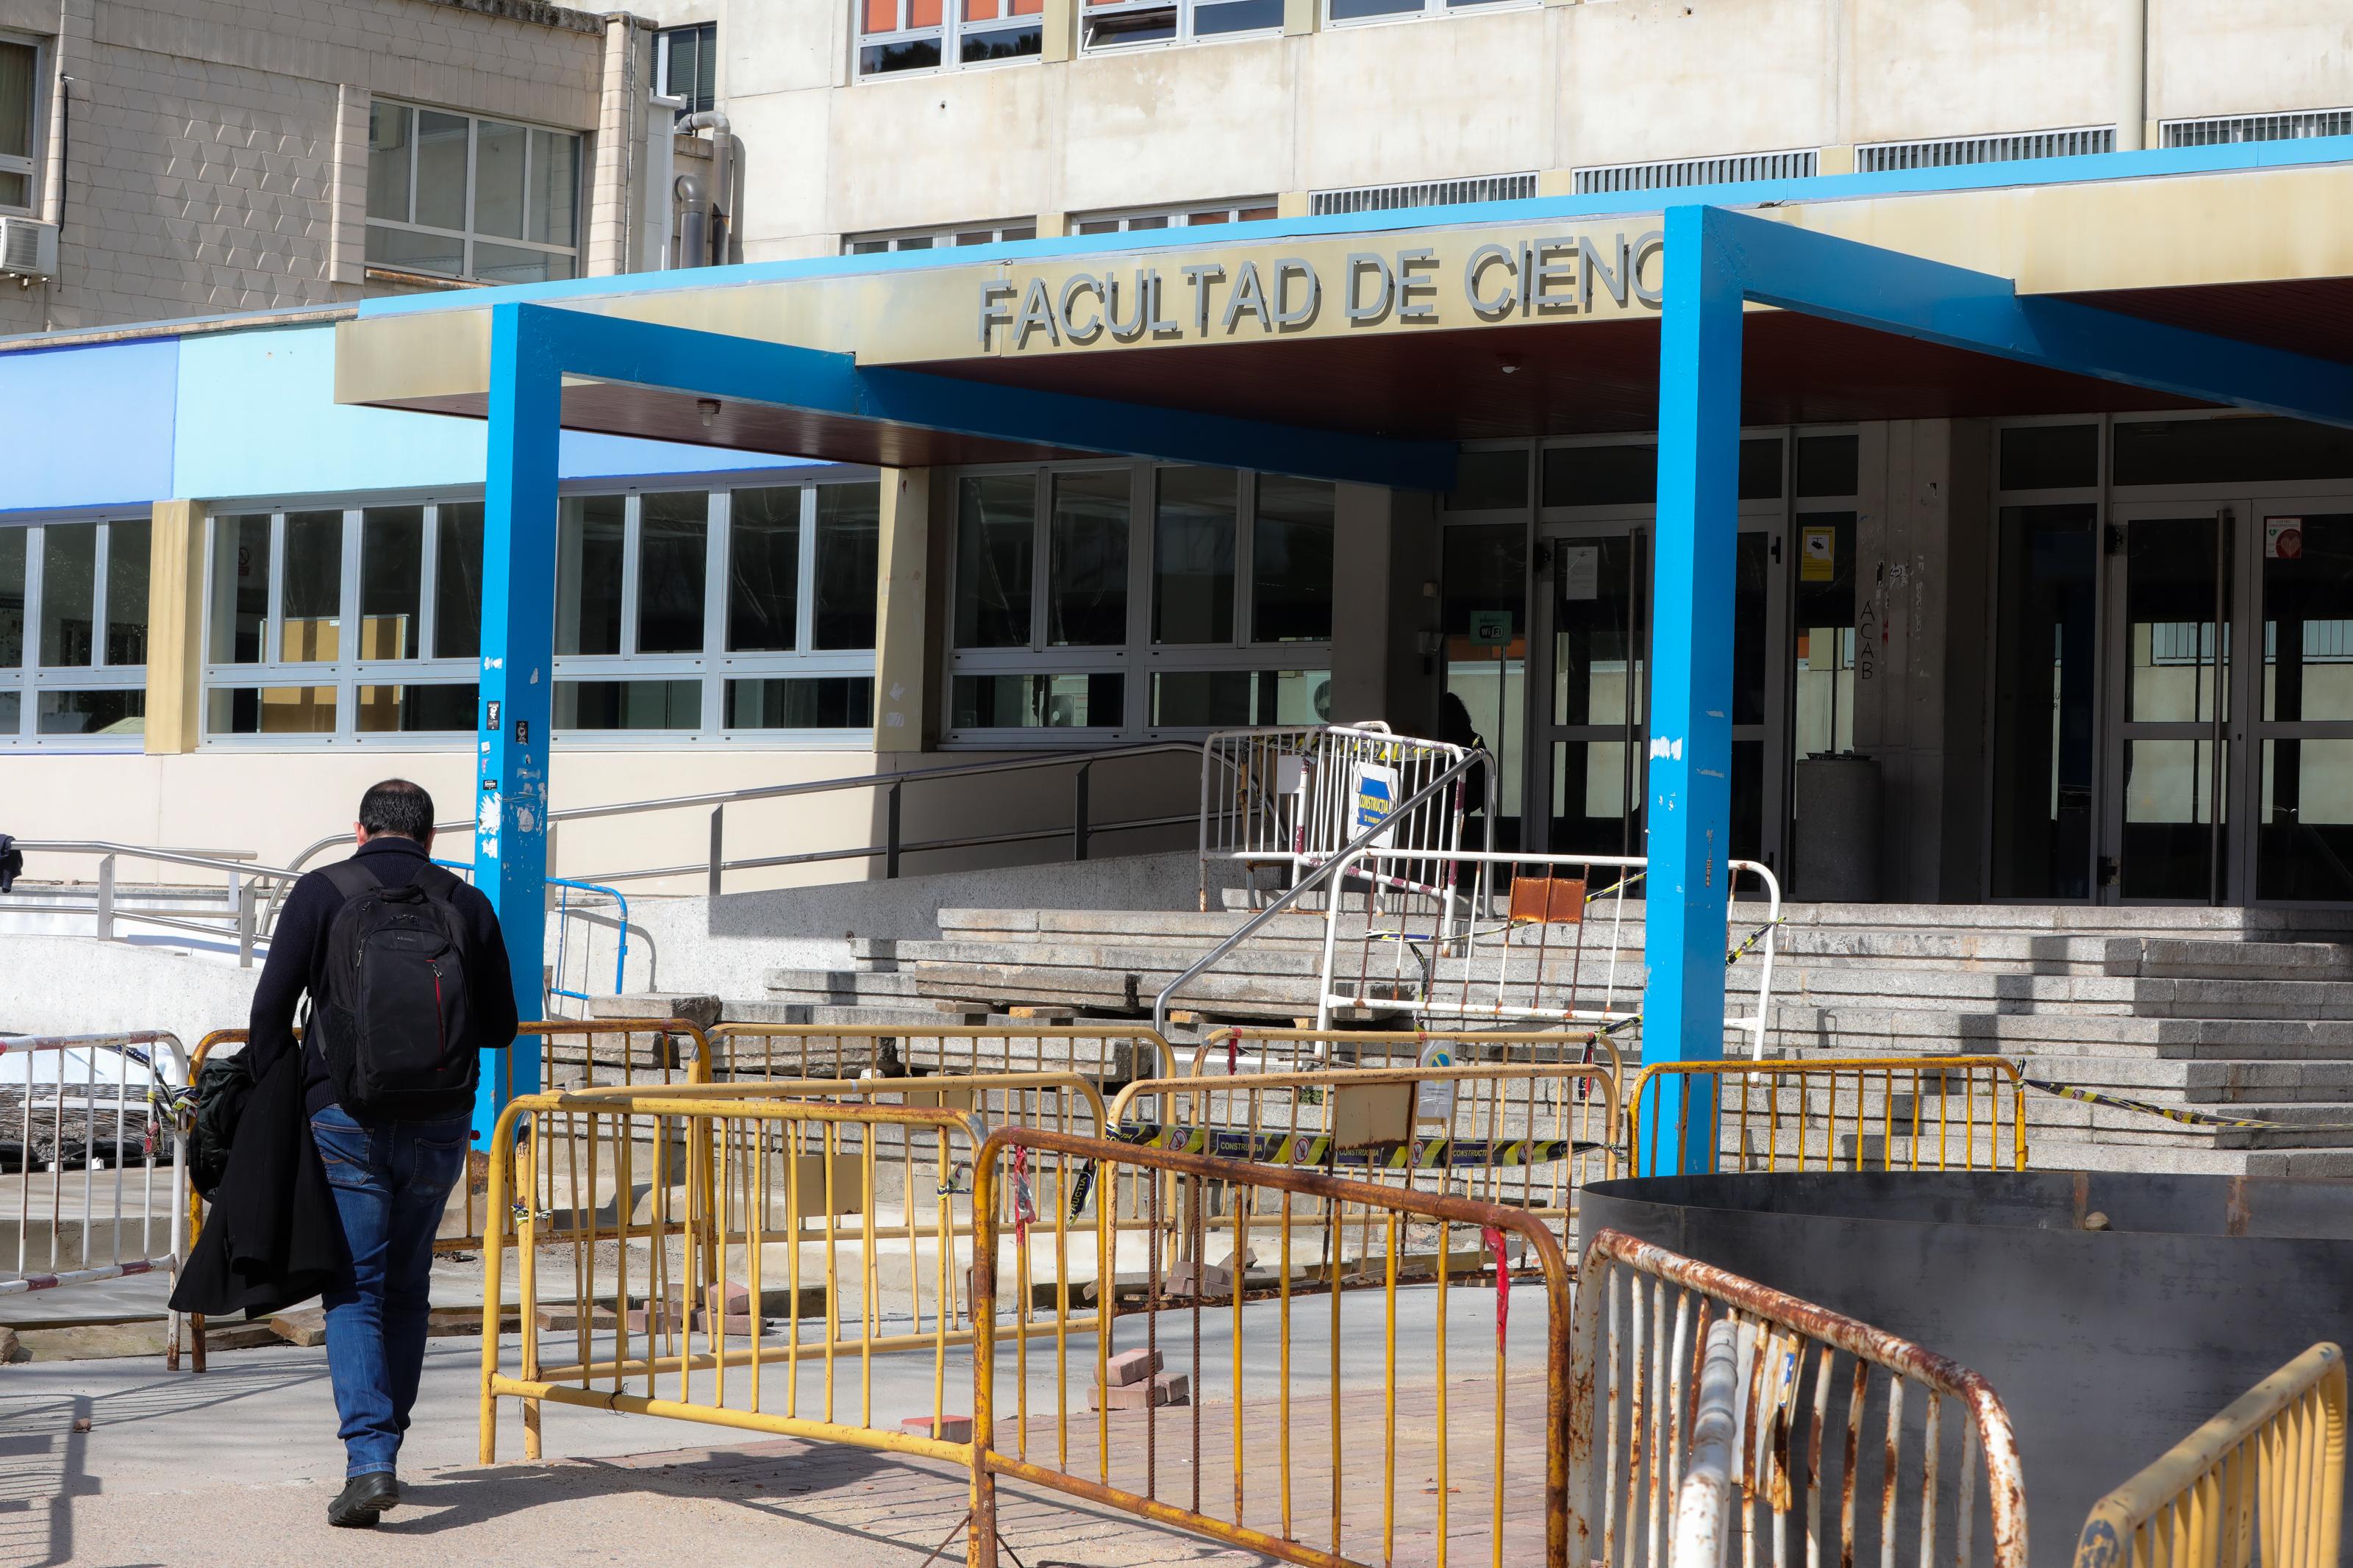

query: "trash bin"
left=1792, top=753, right=1880, bottom=902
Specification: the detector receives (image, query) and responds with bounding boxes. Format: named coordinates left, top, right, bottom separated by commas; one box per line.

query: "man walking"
left=247, top=778, right=519, bottom=1527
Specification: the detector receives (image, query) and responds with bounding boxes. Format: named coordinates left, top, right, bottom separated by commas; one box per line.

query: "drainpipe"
left=2117, top=0, right=2149, bottom=150
left=676, top=111, right=732, bottom=267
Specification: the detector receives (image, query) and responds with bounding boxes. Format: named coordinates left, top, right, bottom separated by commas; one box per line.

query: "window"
left=1071, top=199, right=1277, bottom=234
left=201, top=482, right=881, bottom=745
left=844, top=219, right=1037, bottom=255
left=366, top=100, right=582, bottom=284
left=1079, top=0, right=1279, bottom=51
left=657, top=23, right=717, bottom=119
left=858, top=0, right=1041, bottom=79
left=1327, top=0, right=1518, bottom=25
left=946, top=462, right=1335, bottom=740
left=0, top=37, right=36, bottom=213
left=0, top=518, right=150, bottom=748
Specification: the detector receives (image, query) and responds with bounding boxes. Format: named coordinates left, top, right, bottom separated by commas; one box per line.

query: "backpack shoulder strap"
left=321, top=858, right=382, bottom=903
left=410, top=861, right=464, bottom=902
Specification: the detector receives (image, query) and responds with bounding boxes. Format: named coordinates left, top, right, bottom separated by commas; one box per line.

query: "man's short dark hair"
left=358, top=779, right=436, bottom=842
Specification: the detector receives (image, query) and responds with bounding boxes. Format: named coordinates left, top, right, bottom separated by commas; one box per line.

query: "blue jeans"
left=310, top=1106, right=470, bottom=1478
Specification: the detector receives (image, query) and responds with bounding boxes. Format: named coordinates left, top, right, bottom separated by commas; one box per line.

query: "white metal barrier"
left=1, top=1031, right=189, bottom=1324
left=1196, top=723, right=1487, bottom=910
left=1311, top=848, right=1780, bottom=1053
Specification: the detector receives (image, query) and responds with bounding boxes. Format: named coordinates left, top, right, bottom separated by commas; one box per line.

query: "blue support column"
left=474, top=303, right=560, bottom=1139
left=1640, top=205, right=1746, bottom=1175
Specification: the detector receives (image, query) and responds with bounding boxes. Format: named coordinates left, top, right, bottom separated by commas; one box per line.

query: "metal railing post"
left=885, top=780, right=902, bottom=879
left=95, top=854, right=114, bottom=942
left=1073, top=761, right=1091, bottom=862
left=237, top=883, right=259, bottom=968
left=708, top=804, right=724, bottom=900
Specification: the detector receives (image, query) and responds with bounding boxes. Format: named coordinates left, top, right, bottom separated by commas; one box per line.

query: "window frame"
left=196, top=479, right=881, bottom=751
left=0, top=514, right=151, bottom=751
left=941, top=459, right=1337, bottom=745
left=656, top=22, right=718, bottom=121
left=855, top=0, right=1043, bottom=82
left=0, top=30, right=48, bottom=218
left=1069, top=198, right=1279, bottom=234
left=364, top=99, right=585, bottom=286
left=1321, top=0, right=1532, bottom=27
left=843, top=219, right=1038, bottom=255
left=1077, top=0, right=1282, bottom=53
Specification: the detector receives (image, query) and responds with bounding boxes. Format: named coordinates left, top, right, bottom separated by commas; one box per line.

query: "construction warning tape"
left=1106, top=1121, right=1593, bottom=1169
left=2018, top=1074, right=2353, bottom=1134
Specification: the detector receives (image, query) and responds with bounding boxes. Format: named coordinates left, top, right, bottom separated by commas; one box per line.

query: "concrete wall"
left=1846, top=418, right=1992, bottom=903
left=0, top=0, right=618, bottom=337
left=644, top=0, right=2342, bottom=257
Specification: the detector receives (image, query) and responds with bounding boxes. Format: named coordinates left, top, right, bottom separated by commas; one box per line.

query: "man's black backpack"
left=309, top=859, right=478, bottom=1116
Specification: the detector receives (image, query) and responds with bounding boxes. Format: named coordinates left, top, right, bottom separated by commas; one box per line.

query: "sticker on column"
left=1560, top=545, right=1600, bottom=601
left=1352, top=760, right=1399, bottom=848
left=1648, top=736, right=1684, bottom=761
left=2268, top=519, right=2304, bottom=560
left=1801, top=525, right=1837, bottom=582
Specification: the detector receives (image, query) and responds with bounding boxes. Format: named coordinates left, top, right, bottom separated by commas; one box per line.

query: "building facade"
left=7, top=0, right=2353, bottom=920
left=0, top=0, right=664, bottom=335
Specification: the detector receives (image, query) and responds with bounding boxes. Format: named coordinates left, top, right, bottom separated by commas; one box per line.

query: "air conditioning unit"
left=0, top=217, right=58, bottom=282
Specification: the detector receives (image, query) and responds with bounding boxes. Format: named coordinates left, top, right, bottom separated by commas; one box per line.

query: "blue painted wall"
left=0, top=322, right=817, bottom=518
left=170, top=324, right=812, bottom=504
left=0, top=339, right=178, bottom=515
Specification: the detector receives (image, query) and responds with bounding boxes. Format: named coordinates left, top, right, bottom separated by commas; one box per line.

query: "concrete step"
left=763, top=967, right=924, bottom=999
left=718, top=1000, right=992, bottom=1028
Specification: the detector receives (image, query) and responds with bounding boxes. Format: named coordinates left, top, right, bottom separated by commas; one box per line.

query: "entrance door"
left=2251, top=502, right=2353, bottom=901
left=1529, top=522, right=1782, bottom=867
left=2103, top=508, right=2239, bottom=902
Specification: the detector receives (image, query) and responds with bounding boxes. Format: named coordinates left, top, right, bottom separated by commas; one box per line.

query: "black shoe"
left=328, top=1472, right=400, bottom=1528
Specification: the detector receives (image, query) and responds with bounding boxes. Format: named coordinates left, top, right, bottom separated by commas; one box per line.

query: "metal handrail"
left=1151, top=745, right=1493, bottom=1038
left=282, top=745, right=1204, bottom=898
left=7, top=840, right=294, bottom=883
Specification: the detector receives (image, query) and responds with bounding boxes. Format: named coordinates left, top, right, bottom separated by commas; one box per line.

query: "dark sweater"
left=247, top=835, right=521, bottom=1120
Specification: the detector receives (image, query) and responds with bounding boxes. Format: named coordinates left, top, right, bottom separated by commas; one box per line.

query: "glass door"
left=2102, top=507, right=2240, bottom=903
left=1538, top=526, right=1646, bottom=858
left=2254, top=503, right=2353, bottom=901
left=1528, top=522, right=1781, bottom=866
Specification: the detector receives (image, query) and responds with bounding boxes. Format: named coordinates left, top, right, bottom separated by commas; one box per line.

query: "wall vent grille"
left=2163, top=109, right=2353, bottom=147
left=1571, top=149, right=1818, bottom=195
left=1856, top=126, right=2114, bottom=172
left=1308, top=173, right=1538, bottom=216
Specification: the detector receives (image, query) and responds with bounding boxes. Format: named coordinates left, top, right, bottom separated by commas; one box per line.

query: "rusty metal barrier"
left=1625, top=1057, right=2030, bottom=1175
left=1109, top=1060, right=1620, bottom=1250
left=2071, top=1342, right=2346, bottom=1568
left=969, top=1124, right=1575, bottom=1568
left=1571, top=1228, right=2028, bottom=1568
left=176, top=1018, right=710, bottom=1371
left=707, top=1022, right=1173, bottom=1088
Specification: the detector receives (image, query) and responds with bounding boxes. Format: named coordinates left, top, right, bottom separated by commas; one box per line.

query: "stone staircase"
left=701, top=898, right=2353, bottom=1178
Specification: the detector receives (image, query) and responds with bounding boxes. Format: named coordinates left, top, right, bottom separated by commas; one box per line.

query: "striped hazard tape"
left=1106, top=1121, right=1594, bottom=1169
left=2019, top=1075, right=2353, bottom=1134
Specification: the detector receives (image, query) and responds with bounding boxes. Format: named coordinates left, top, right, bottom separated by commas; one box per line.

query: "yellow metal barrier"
left=969, top=1123, right=1574, bottom=1568
left=2073, top=1343, right=2346, bottom=1568
left=1189, top=1024, right=1624, bottom=1088
left=1624, top=1056, right=2030, bottom=1174
left=481, top=1092, right=998, bottom=1484
left=1110, top=1060, right=1620, bottom=1249
left=177, top=1018, right=710, bottom=1372
left=707, top=1021, right=1174, bottom=1086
